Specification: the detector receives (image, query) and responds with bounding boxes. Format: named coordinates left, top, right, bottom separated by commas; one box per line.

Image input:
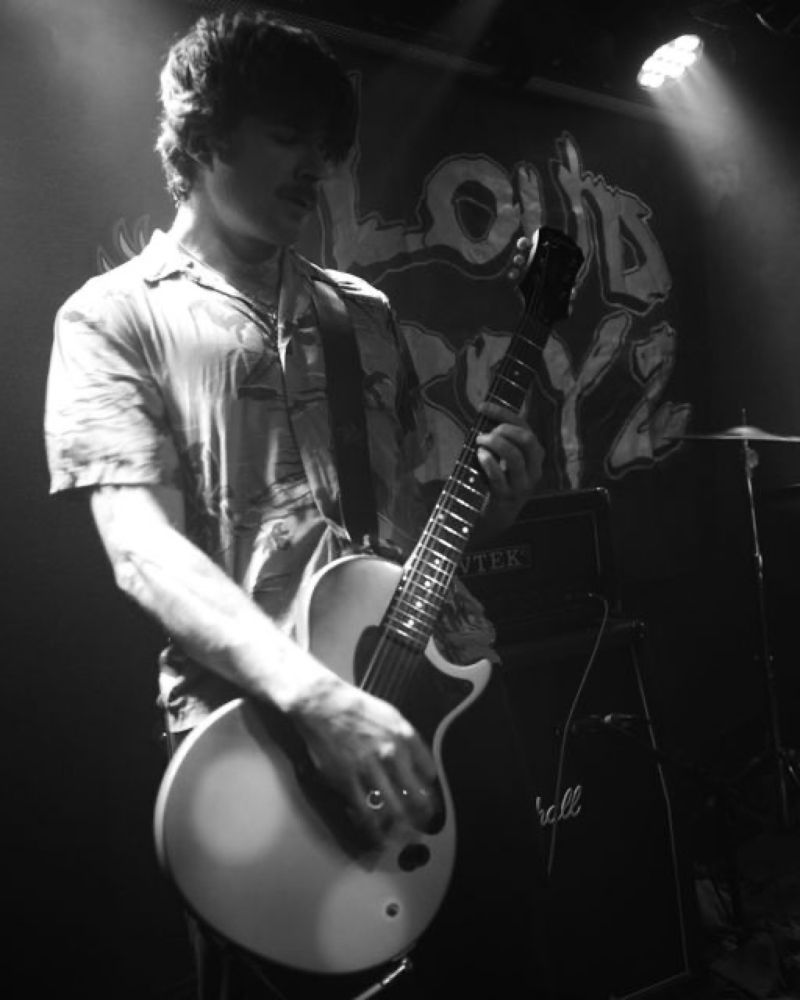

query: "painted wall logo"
left=320, top=130, right=691, bottom=489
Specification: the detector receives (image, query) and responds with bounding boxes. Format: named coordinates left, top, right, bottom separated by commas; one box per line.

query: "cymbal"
left=671, top=424, right=800, bottom=443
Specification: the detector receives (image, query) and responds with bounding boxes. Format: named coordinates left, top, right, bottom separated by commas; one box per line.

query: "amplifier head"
left=460, top=487, right=619, bottom=643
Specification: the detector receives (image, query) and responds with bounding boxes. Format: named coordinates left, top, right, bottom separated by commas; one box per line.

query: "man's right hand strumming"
left=286, top=674, right=439, bottom=845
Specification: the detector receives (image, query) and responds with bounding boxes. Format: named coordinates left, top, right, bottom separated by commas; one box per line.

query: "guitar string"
left=361, top=421, right=528, bottom=703
left=358, top=244, right=570, bottom=704
left=359, top=313, right=551, bottom=703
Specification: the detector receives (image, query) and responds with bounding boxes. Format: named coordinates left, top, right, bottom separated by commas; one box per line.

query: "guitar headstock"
left=507, top=227, right=584, bottom=328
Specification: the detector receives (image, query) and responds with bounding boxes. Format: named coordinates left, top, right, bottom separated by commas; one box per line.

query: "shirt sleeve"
left=44, top=278, right=181, bottom=495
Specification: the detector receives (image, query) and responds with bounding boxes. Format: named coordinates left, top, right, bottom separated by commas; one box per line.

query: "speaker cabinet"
left=499, top=619, right=697, bottom=1000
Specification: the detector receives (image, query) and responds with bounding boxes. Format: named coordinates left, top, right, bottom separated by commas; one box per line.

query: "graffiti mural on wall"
left=98, top=132, right=690, bottom=492
left=320, top=129, right=691, bottom=489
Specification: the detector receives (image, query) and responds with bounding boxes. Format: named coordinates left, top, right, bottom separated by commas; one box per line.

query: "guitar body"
left=154, top=554, right=491, bottom=975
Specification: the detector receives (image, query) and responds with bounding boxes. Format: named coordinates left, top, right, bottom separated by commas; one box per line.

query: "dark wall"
left=2, top=1, right=194, bottom=994
left=4, top=1, right=800, bottom=994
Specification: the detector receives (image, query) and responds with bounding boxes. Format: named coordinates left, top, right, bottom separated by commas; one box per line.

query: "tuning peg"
left=507, top=236, right=536, bottom=281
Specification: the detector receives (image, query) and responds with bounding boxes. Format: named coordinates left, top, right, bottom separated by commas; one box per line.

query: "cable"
left=545, top=594, right=610, bottom=879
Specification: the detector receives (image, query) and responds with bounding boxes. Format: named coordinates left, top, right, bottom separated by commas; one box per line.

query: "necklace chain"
left=177, top=242, right=280, bottom=321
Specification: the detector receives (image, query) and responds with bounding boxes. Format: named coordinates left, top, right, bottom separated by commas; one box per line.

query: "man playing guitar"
left=45, top=10, right=553, bottom=998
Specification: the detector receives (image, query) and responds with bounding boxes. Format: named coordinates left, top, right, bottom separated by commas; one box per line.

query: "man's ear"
left=205, top=132, right=235, bottom=165
left=184, top=129, right=226, bottom=168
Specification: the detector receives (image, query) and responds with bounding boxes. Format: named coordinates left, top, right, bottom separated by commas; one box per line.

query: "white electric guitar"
left=153, top=227, right=584, bottom=976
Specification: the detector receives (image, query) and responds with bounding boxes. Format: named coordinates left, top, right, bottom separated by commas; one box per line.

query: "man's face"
left=203, top=114, right=333, bottom=251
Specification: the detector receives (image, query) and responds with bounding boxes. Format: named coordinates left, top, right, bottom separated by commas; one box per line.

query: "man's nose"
left=296, top=139, right=332, bottom=181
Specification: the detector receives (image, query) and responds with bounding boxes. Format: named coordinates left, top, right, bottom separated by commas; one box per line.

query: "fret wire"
left=504, top=360, right=535, bottom=378
left=408, top=556, right=455, bottom=587
left=448, top=469, right=486, bottom=499
left=449, top=452, right=481, bottom=473
left=495, top=373, right=526, bottom=394
left=514, top=342, right=544, bottom=366
left=511, top=356, right=536, bottom=375
left=391, top=602, right=438, bottom=628
left=427, top=502, right=482, bottom=549
left=446, top=481, right=482, bottom=503
left=432, top=516, right=473, bottom=541
left=447, top=473, right=484, bottom=494
left=410, top=536, right=458, bottom=564
left=429, top=501, right=483, bottom=542
left=436, top=521, right=471, bottom=542
left=402, top=557, right=454, bottom=592
left=432, top=503, right=474, bottom=530
left=406, top=567, right=453, bottom=592
left=406, top=547, right=455, bottom=576
left=385, top=622, right=426, bottom=648
left=485, top=392, right=516, bottom=410
left=419, top=533, right=461, bottom=555
left=396, top=591, right=440, bottom=615
left=440, top=495, right=485, bottom=524
left=453, top=440, right=481, bottom=461
left=386, top=595, right=429, bottom=624
left=442, top=492, right=484, bottom=517
left=387, top=613, right=435, bottom=638
left=397, top=579, right=445, bottom=605
left=402, top=566, right=447, bottom=594
left=493, top=370, right=526, bottom=392
left=516, top=330, right=544, bottom=348
left=435, top=504, right=475, bottom=528
left=402, top=555, right=456, bottom=595
left=453, top=480, right=486, bottom=501
left=396, top=581, right=451, bottom=617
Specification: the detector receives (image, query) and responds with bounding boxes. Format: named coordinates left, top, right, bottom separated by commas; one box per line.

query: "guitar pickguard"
left=353, top=626, right=474, bottom=748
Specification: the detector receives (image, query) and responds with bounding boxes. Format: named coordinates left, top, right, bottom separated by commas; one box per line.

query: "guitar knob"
left=397, top=843, right=430, bottom=871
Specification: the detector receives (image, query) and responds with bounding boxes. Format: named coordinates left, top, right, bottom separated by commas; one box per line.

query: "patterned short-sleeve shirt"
left=45, top=231, right=496, bottom=729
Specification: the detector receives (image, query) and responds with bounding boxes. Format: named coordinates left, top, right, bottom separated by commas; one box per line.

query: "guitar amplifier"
left=459, top=487, right=618, bottom=644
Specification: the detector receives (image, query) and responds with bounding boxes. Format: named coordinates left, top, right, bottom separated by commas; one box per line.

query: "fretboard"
left=383, top=318, right=549, bottom=650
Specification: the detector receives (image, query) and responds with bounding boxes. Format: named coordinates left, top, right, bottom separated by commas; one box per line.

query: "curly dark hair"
left=156, top=11, right=357, bottom=202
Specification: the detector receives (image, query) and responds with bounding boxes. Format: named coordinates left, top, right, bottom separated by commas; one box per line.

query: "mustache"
left=277, top=184, right=319, bottom=210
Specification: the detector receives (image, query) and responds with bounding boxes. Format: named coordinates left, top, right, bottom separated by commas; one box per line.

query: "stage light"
left=637, top=33, right=704, bottom=90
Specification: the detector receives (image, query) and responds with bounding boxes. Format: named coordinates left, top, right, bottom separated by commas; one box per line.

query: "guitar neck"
left=383, top=319, right=549, bottom=651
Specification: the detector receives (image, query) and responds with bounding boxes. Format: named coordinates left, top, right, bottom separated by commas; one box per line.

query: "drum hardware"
left=671, top=410, right=800, bottom=830
left=674, top=426, right=800, bottom=443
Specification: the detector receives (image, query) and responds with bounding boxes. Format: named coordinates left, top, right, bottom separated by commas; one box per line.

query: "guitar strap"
left=310, top=277, right=379, bottom=549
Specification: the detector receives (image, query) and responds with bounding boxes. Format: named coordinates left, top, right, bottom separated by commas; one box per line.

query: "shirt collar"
left=137, top=229, right=193, bottom=284
left=136, top=228, right=321, bottom=288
